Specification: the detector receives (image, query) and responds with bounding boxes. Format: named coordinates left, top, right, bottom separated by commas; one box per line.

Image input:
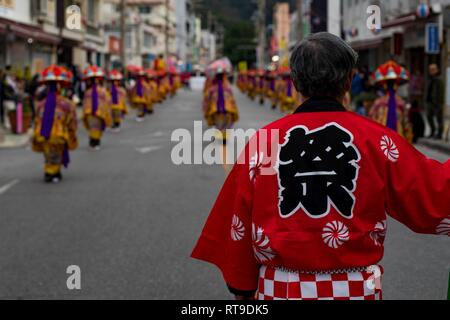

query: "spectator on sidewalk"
left=0, top=68, right=4, bottom=126
left=426, top=64, right=444, bottom=140
left=2, top=66, right=19, bottom=129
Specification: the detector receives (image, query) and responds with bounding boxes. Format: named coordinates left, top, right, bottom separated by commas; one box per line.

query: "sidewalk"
left=418, top=138, right=450, bottom=155
left=0, top=127, right=31, bottom=149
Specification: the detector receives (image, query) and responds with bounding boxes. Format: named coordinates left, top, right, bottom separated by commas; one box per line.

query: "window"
left=37, top=0, right=47, bottom=13
left=139, top=6, right=152, bottom=14
left=144, top=33, right=155, bottom=48
left=87, top=0, right=96, bottom=22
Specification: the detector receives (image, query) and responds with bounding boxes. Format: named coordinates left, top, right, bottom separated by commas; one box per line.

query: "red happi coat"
left=191, top=98, right=450, bottom=292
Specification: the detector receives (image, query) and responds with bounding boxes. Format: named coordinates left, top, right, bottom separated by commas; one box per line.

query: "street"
left=0, top=87, right=448, bottom=300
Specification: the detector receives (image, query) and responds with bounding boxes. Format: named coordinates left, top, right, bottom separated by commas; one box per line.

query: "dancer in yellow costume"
left=82, top=66, right=112, bottom=150
left=145, top=69, right=159, bottom=112
left=370, top=60, right=413, bottom=142
left=129, top=67, right=152, bottom=121
left=203, top=67, right=239, bottom=144
left=278, top=67, right=301, bottom=113
left=256, top=69, right=266, bottom=105
left=108, top=70, right=128, bottom=133
left=32, top=65, right=78, bottom=183
left=246, top=70, right=257, bottom=101
left=266, top=70, right=278, bottom=110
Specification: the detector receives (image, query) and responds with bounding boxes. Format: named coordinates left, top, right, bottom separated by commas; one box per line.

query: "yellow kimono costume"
left=369, top=94, right=413, bottom=142
left=204, top=78, right=239, bottom=140
left=110, top=85, right=128, bottom=127
left=32, top=95, right=78, bottom=176
left=83, top=85, right=112, bottom=142
left=130, top=78, right=152, bottom=117
left=145, top=80, right=157, bottom=113
left=279, top=77, right=300, bottom=113
left=255, top=74, right=266, bottom=104
left=266, top=76, right=278, bottom=109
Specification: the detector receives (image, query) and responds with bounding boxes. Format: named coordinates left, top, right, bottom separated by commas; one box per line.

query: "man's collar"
left=293, top=97, right=347, bottom=114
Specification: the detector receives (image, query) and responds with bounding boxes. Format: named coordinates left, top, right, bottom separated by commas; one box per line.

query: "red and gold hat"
left=40, top=65, right=72, bottom=84
left=145, top=69, right=157, bottom=78
left=109, top=69, right=123, bottom=81
left=373, top=60, right=409, bottom=85
left=278, top=67, right=291, bottom=76
left=83, top=65, right=105, bottom=79
left=127, top=65, right=146, bottom=77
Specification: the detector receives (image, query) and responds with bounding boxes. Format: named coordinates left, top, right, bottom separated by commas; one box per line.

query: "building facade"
left=273, top=2, right=291, bottom=65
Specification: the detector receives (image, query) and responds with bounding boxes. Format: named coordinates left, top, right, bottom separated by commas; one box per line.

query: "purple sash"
left=40, top=83, right=57, bottom=140
left=386, top=85, right=398, bottom=131
left=111, top=83, right=119, bottom=105
left=217, top=78, right=226, bottom=114
left=270, top=79, right=275, bottom=91
left=63, top=145, right=70, bottom=168
left=92, top=83, right=99, bottom=116
left=137, top=78, right=143, bottom=97
left=286, top=79, right=292, bottom=97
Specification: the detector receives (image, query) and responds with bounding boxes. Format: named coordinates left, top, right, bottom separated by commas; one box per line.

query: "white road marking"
left=136, top=146, right=163, bottom=154
left=153, top=131, right=165, bottom=137
left=0, top=179, right=19, bottom=196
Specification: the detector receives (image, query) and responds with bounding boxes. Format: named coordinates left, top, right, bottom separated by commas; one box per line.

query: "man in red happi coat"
left=192, top=33, right=450, bottom=300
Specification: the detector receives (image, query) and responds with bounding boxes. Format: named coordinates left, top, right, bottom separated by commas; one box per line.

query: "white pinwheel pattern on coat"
left=322, top=221, right=350, bottom=249
left=252, top=224, right=275, bottom=263
left=231, top=214, right=245, bottom=241
left=380, top=135, right=400, bottom=162
left=370, top=220, right=387, bottom=246
left=249, top=152, right=264, bottom=183
left=436, top=216, right=450, bottom=236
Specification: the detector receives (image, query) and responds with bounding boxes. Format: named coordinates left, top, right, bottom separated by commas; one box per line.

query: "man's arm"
left=384, top=133, right=450, bottom=235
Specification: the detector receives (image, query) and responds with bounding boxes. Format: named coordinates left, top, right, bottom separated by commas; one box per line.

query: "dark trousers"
left=426, top=103, right=444, bottom=137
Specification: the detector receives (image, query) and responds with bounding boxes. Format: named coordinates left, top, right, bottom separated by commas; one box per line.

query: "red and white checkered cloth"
left=257, top=265, right=383, bottom=300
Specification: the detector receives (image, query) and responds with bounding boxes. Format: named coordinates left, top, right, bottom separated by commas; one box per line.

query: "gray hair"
left=290, top=32, right=358, bottom=99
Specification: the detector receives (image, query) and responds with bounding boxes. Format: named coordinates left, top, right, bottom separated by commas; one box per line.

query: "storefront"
left=0, top=17, right=60, bottom=74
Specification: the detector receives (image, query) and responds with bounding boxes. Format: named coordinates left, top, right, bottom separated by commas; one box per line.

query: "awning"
left=350, top=38, right=384, bottom=51
left=0, top=18, right=61, bottom=45
left=382, top=13, right=418, bottom=29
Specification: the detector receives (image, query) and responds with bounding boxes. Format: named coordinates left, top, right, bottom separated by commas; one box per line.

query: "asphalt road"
left=0, top=87, right=448, bottom=300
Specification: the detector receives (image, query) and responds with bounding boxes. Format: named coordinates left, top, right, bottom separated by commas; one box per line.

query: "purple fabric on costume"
left=386, top=84, right=398, bottom=131
left=169, top=75, right=174, bottom=86
left=111, top=83, right=119, bottom=105
left=92, top=83, right=99, bottom=116
left=286, top=79, right=292, bottom=97
left=40, top=83, right=57, bottom=140
left=270, top=79, right=275, bottom=91
left=217, top=78, right=226, bottom=114
left=63, top=145, right=70, bottom=168
left=259, top=77, right=264, bottom=89
left=137, top=78, right=143, bottom=97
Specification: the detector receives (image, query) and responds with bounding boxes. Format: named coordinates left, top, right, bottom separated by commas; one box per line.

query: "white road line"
left=136, top=146, right=163, bottom=154
left=0, top=179, right=19, bottom=196
left=153, top=131, right=165, bottom=137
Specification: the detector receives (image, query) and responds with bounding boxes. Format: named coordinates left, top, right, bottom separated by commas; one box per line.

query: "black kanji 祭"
left=278, top=123, right=360, bottom=219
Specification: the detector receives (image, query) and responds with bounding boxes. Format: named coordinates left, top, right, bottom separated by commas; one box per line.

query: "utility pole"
left=165, top=0, right=170, bottom=60
left=297, top=0, right=304, bottom=41
left=120, top=0, right=126, bottom=68
left=257, top=0, right=266, bottom=69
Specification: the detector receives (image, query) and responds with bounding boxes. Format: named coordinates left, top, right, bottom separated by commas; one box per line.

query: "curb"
left=418, top=138, right=450, bottom=155
left=0, top=131, right=32, bottom=150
